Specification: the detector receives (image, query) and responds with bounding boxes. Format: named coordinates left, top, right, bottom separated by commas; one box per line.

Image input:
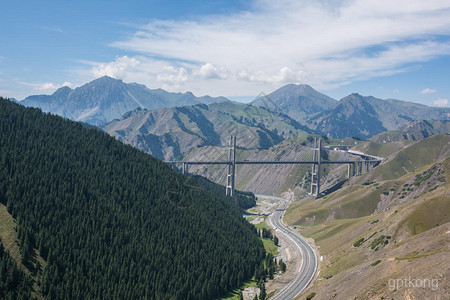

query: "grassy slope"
left=0, top=204, right=47, bottom=298
left=283, top=135, right=450, bottom=299
left=404, top=193, right=449, bottom=235
left=375, top=134, right=449, bottom=180
left=354, top=140, right=414, bottom=158
left=0, top=204, right=20, bottom=261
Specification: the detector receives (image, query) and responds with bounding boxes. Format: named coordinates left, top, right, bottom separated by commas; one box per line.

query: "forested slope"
left=0, top=240, right=31, bottom=299
left=0, top=98, right=264, bottom=299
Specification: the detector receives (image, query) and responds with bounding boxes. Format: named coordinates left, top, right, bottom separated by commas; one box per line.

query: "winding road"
left=262, top=196, right=318, bottom=300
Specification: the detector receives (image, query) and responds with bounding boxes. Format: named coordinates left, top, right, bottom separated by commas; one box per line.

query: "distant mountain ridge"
left=307, top=93, right=388, bottom=139
left=307, top=93, right=449, bottom=139
left=19, top=76, right=227, bottom=125
left=250, top=85, right=449, bottom=139
left=103, top=101, right=312, bottom=160
left=15, top=77, right=450, bottom=139
left=251, top=84, right=337, bottom=122
left=370, top=120, right=450, bottom=143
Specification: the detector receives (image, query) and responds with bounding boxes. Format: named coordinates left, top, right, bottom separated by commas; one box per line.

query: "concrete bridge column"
left=310, top=138, right=321, bottom=197
left=225, top=135, right=236, bottom=205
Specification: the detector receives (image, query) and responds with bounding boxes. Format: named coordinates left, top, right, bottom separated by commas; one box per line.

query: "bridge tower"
left=310, top=138, right=322, bottom=197
left=182, top=162, right=188, bottom=175
left=226, top=135, right=237, bottom=205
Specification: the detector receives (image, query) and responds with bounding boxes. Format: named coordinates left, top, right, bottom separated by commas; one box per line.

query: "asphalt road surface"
left=266, top=196, right=318, bottom=300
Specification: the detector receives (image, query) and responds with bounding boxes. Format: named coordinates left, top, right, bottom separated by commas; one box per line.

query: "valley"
left=2, top=77, right=449, bottom=299
left=235, top=134, right=449, bottom=299
left=266, top=196, right=317, bottom=300
left=284, top=135, right=450, bottom=299
left=3, top=2, right=450, bottom=299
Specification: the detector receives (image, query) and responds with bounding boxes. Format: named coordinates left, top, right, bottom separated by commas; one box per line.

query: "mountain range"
left=103, top=101, right=311, bottom=160
left=250, top=84, right=337, bottom=122
left=306, top=93, right=449, bottom=139
left=370, top=120, right=450, bottom=143
left=3, top=76, right=450, bottom=299
left=18, top=76, right=227, bottom=125
left=13, top=76, right=449, bottom=142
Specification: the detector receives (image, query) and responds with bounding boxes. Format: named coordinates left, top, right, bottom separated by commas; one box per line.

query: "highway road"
left=263, top=196, right=318, bottom=300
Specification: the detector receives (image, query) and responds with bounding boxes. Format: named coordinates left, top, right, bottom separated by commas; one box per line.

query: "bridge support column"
left=182, top=162, right=188, bottom=175
left=310, top=138, right=321, bottom=197
left=347, top=163, right=351, bottom=178
left=226, top=135, right=237, bottom=205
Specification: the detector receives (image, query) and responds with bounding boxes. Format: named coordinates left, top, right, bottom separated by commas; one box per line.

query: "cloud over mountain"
left=101, top=0, right=450, bottom=96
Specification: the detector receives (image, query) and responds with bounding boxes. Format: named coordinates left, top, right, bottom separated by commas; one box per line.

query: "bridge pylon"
left=310, top=138, right=322, bottom=197
left=226, top=135, right=237, bottom=205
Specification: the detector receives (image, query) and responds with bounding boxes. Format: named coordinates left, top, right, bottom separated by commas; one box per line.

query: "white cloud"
left=20, top=81, right=72, bottom=92
left=197, top=63, right=229, bottom=80
left=156, top=66, right=188, bottom=85
left=420, top=88, right=436, bottom=94
left=82, top=56, right=194, bottom=91
left=237, top=67, right=306, bottom=84
left=433, top=98, right=448, bottom=106
left=91, top=56, right=140, bottom=79
left=77, top=0, right=450, bottom=97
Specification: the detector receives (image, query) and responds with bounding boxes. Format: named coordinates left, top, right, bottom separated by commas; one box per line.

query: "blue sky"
left=1, top=0, right=449, bottom=107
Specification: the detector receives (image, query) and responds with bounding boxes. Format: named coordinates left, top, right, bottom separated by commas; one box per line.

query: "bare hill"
left=103, top=101, right=311, bottom=160
left=282, top=135, right=450, bottom=299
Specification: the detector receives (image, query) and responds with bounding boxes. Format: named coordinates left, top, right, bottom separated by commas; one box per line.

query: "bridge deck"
left=166, top=159, right=381, bottom=165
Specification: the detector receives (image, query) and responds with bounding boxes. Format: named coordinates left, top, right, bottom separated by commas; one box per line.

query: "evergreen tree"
left=0, top=98, right=266, bottom=299
left=0, top=241, right=32, bottom=298
left=279, top=259, right=287, bottom=273
left=259, top=282, right=266, bottom=300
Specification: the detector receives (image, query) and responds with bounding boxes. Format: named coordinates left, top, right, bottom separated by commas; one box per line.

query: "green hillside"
left=376, top=134, right=449, bottom=180
left=103, top=101, right=311, bottom=161
left=0, top=98, right=265, bottom=299
left=354, top=140, right=414, bottom=158
left=285, top=136, right=449, bottom=299
left=369, top=120, right=450, bottom=143
left=0, top=240, right=32, bottom=299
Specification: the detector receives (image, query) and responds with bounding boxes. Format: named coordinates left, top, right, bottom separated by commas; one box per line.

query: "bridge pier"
left=310, top=138, right=321, bottom=197
left=225, top=135, right=237, bottom=205
left=182, top=162, right=188, bottom=175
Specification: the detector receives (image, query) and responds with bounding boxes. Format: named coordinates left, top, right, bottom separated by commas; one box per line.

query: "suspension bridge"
left=166, top=136, right=383, bottom=204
